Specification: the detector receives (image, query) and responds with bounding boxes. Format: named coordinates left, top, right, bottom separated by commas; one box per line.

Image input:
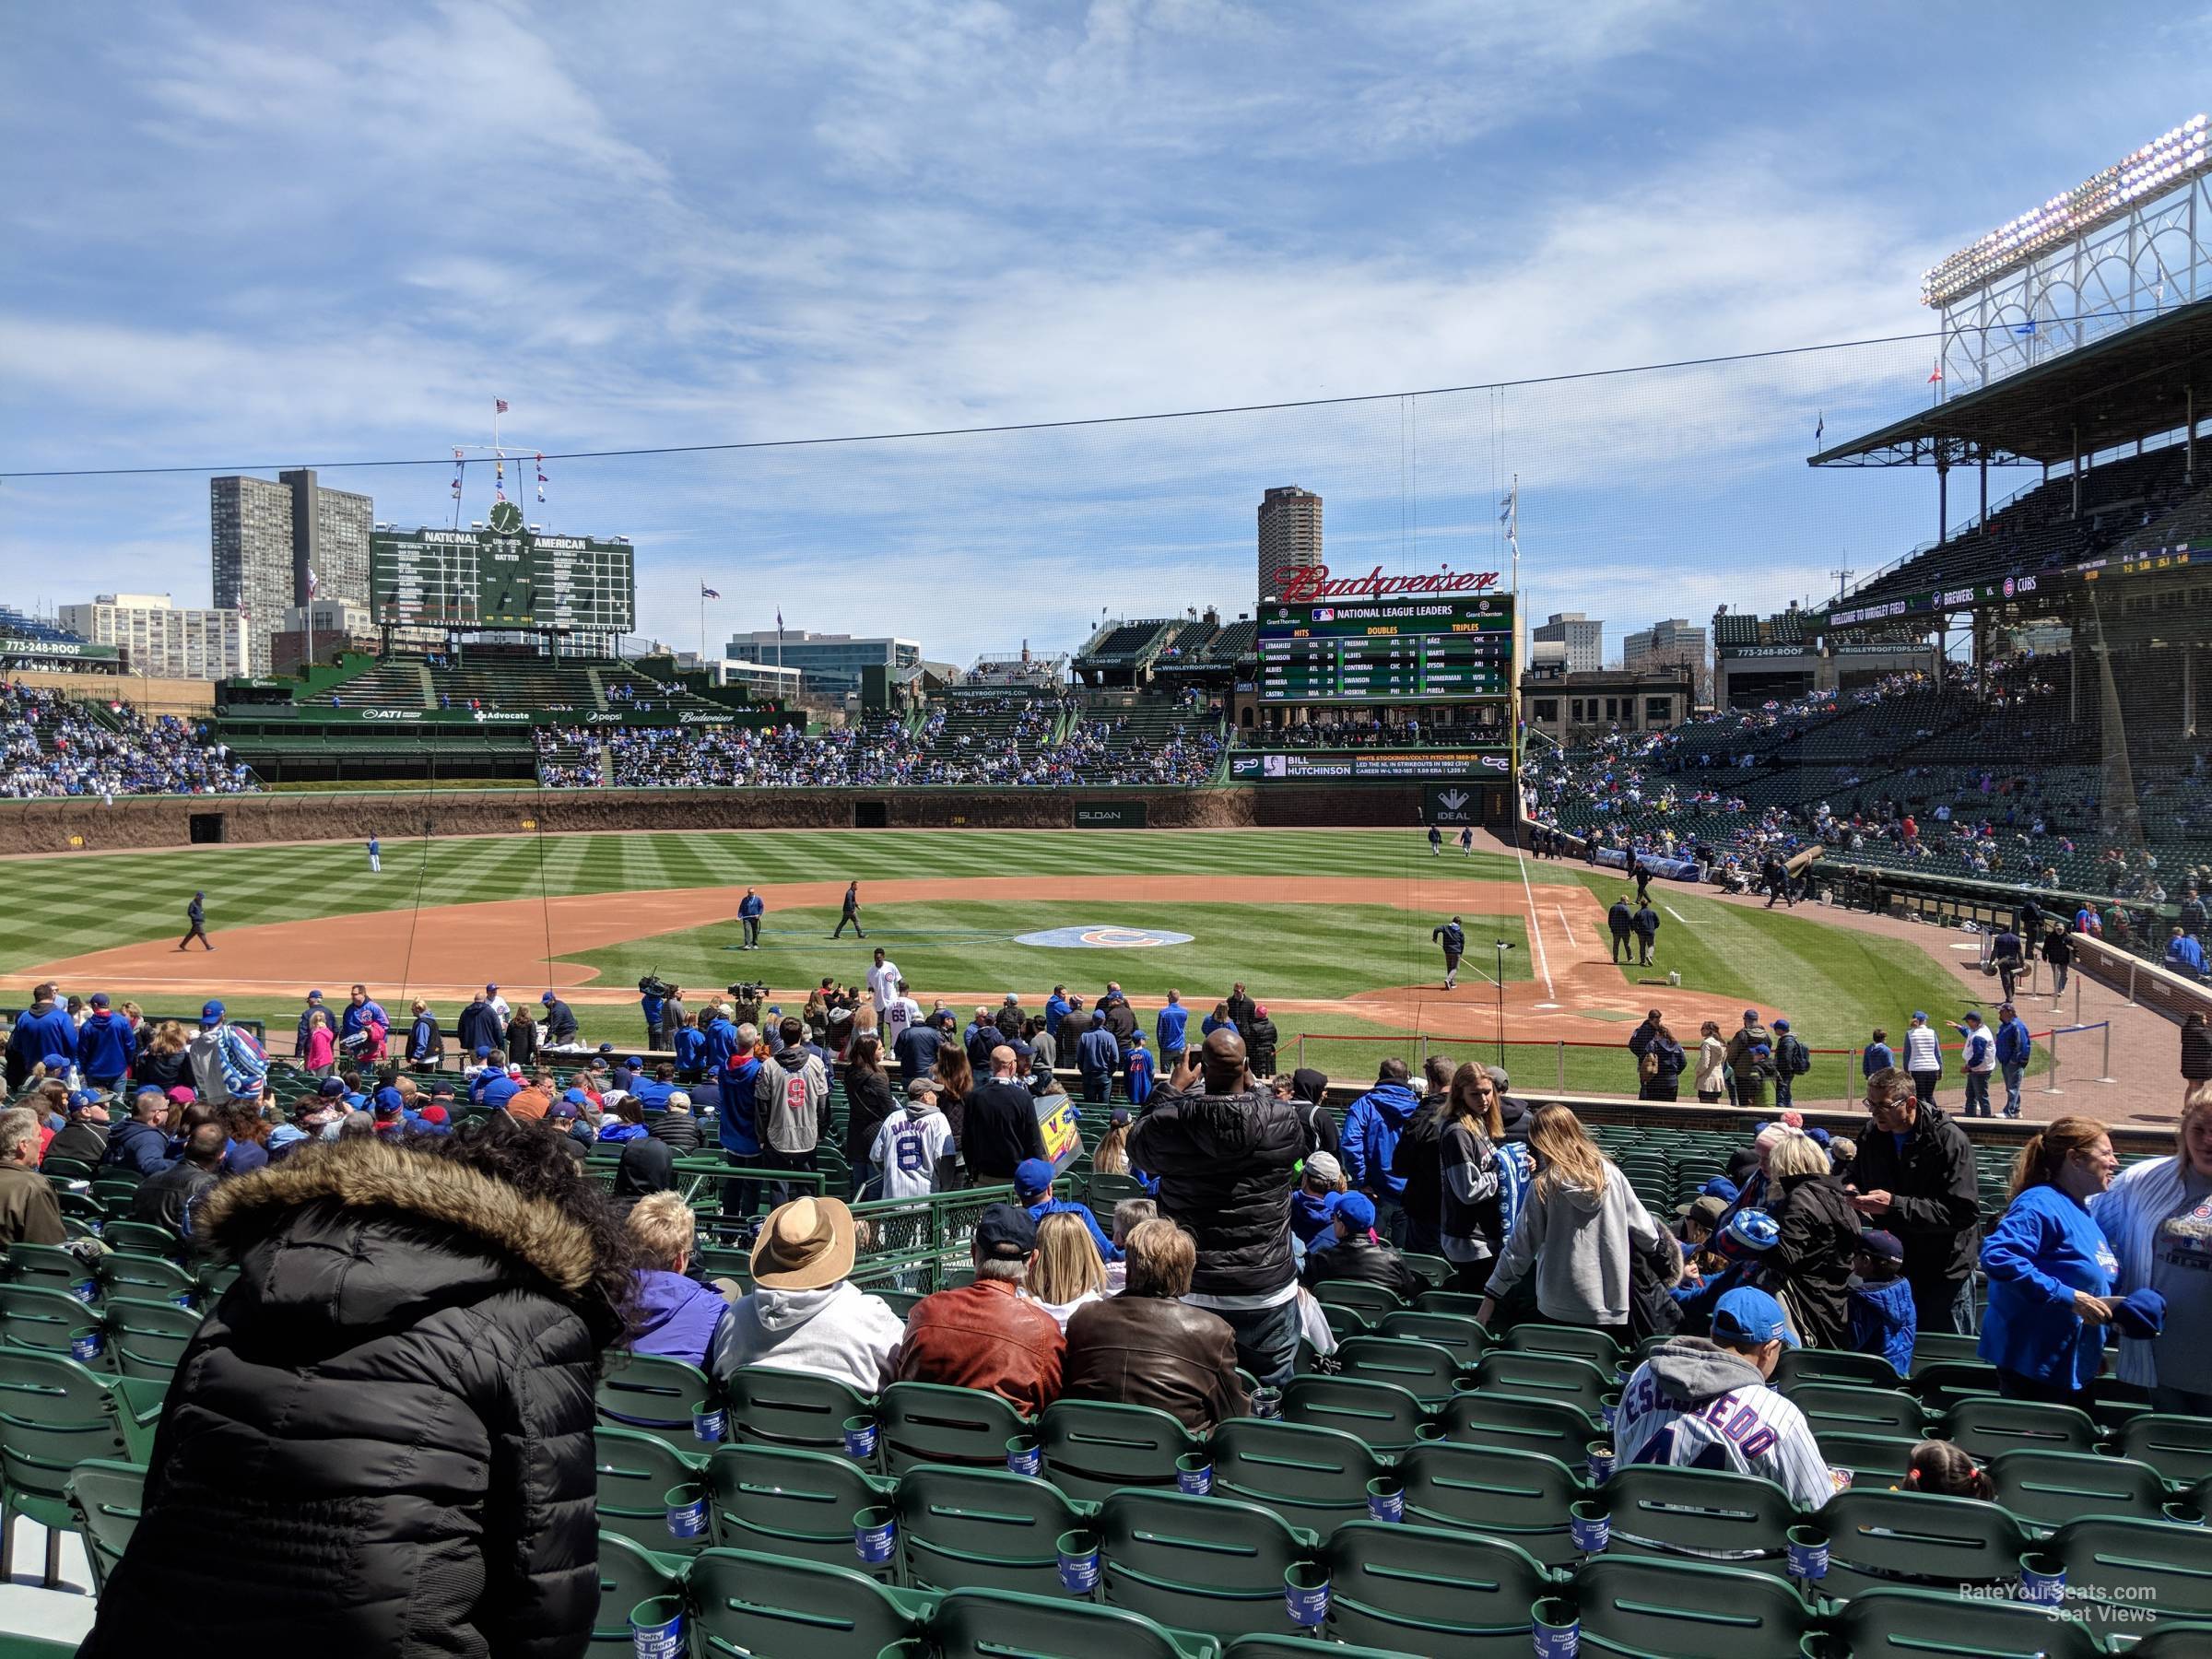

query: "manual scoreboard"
left=1257, top=594, right=1513, bottom=704
left=371, top=506, right=636, bottom=632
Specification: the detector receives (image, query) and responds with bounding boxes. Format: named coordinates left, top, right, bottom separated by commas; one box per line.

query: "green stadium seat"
left=1771, top=1347, right=1903, bottom=1391
left=1437, top=1391, right=1605, bottom=1466
left=1907, top=1332, right=1983, bottom=1370
left=705, top=1441, right=892, bottom=1572
left=1569, top=1555, right=1818, bottom=1658
left=1207, top=1417, right=1387, bottom=1536
left=724, top=1363, right=874, bottom=1454
left=1816, top=1430, right=1920, bottom=1485
left=587, top=1532, right=683, bottom=1656
left=96, top=1253, right=196, bottom=1308
left=1501, top=1323, right=1623, bottom=1370
left=1313, top=1280, right=1406, bottom=1320
left=595, top=1352, right=718, bottom=1451
left=0, top=1351, right=138, bottom=1585
left=64, top=1457, right=145, bottom=1597
left=1396, top=1440, right=1583, bottom=1568
left=1324, top=1520, right=1548, bottom=1654
left=1909, top=1359, right=2006, bottom=1413
left=104, top=1295, right=201, bottom=1381
left=1330, top=1335, right=1465, bottom=1406
left=1095, top=1489, right=1316, bottom=1641
left=2050, top=1515, right=2212, bottom=1630
left=1469, top=1349, right=1616, bottom=1418
left=1412, top=1289, right=1492, bottom=1320
left=1279, top=1375, right=1430, bottom=1453
left=1986, top=1448, right=2173, bottom=1528
left=1320, top=1303, right=1371, bottom=1340
left=688, top=1546, right=932, bottom=1659
left=2124, top=1625, right=2212, bottom=1655
left=893, top=1462, right=1089, bottom=1595
left=96, top=1221, right=180, bottom=1258
left=1820, top=1585, right=2102, bottom=1659
left=1782, top=1381, right=1927, bottom=1440
left=40, top=1158, right=98, bottom=1184
left=1597, top=1464, right=1798, bottom=1576
left=1223, top=1638, right=1417, bottom=1659
left=879, top=1382, right=1033, bottom=1474
left=2120, top=1414, right=2212, bottom=1488
left=1374, top=1309, right=1489, bottom=1362
left=1819, top=1489, right=2036, bottom=1599
left=5, top=1244, right=98, bottom=1303
left=1037, top=1399, right=1197, bottom=1503
left=593, top=1424, right=709, bottom=1555
left=0, top=1282, right=107, bottom=1367
left=1398, top=1253, right=1453, bottom=1287
left=931, top=1585, right=1208, bottom=1659
left=1943, top=1396, right=2101, bottom=1462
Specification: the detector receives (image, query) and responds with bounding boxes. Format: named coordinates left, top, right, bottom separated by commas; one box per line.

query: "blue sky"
left=3, top=2, right=2206, bottom=665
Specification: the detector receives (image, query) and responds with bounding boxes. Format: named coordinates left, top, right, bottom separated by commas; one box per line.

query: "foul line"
left=1514, top=847, right=1559, bottom=1007
left=1665, top=905, right=1699, bottom=926
left=1553, top=905, right=1579, bottom=947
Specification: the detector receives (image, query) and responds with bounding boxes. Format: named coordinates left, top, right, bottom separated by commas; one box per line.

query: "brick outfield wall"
left=0, top=782, right=1443, bottom=853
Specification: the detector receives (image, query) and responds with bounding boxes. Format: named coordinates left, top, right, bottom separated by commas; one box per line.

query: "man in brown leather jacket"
left=895, top=1204, right=1064, bottom=1414
left=1062, top=1218, right=1249, bottom=1432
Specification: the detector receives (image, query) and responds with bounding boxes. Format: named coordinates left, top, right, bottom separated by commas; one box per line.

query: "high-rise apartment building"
left=1532, top=611, right=1604, bottom=673
left=1257, top=486, right=1323, bottom=602
left=211, top=470, right=372, bottom=673
left=1622, top=617, right=1711, bottom=701
left=59, top=594, right=248, bottom=681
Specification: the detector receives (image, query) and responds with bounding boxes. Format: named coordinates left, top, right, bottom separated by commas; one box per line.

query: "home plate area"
left=1015, top=924, right=1195, bottom=949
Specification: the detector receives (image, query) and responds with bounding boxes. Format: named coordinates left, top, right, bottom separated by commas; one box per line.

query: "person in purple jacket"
left=623, top=1191, right=733, bottom=1366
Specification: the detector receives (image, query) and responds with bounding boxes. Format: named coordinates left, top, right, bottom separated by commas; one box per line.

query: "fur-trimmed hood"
left=203, top=1135, right=598, bottom=1296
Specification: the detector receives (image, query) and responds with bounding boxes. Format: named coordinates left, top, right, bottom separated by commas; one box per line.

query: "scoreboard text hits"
left=1257, top=594, right=1515, bottom=705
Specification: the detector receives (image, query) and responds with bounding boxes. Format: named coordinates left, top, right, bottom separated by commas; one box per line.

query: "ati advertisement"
left=1229, top=748, right=1512, bottom=782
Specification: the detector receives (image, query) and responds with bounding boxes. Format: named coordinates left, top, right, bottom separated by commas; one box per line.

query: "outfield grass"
left=0, top=828, right=1511, bottom=972
left=562, top=900, right=1530, bottom=1007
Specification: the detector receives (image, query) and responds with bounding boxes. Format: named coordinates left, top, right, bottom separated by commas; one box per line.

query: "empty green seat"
left=879, top=1381, right=1032, bottom=1474
left=1438, top=1390, right=1604, bottom=1465
left=1331, top=1335, right=1465, bottom=1406
left=1783, top=1381, right=1927, bottom=1440
left=931, top=1585, right=1206, bottom=1659
left=1502, top=1322, right=1623, bottom=1370
left=1987, top=1449, right=2172, bottom=1528
left=593, top=1424, right=709, bottom=1555
left=1208, top=1417, right=1388, bottom=1535
left=97, top=1221, right=181, bottom=1258
left=1375, top=1309, right=1489, bottom=1362
left=1819, top=1489, right=2036, bottom=1599
left=0, top=1283, right=106, bottom=1367
left=1943, top=1396, right=2100, bottom=1462
left=1313, top=1279, right=1406, bottom=1319
left=1570, top=1554, right=1818, bottom=1658
left=1038, top=1399, right=1196, bottom=1503
left=0, top=1350, right=138, bottom=1585
left=689, top=1546, right=932, bottom=1659
left=96, top=1253, right=197, bottom=1307
left=1325, top=1520, right=1547, bottom=1654
left=1816, top=1431, right=1919, bottom=1485
left=64, top=1457, right=145, bottom=1597
left=1771, top=1347, right=1903, bottom=1391
left=1818, top=1584, right=2102, bottom=1659
left=1397, top=1440, right=1583, bottom=1569
left=2050, top=1515, right=2212, bottom=1630
left=724, top=1363, right=874, bottom=1453
left=1412, top=1288, right=1491, bottom=1320
left=588, top=1532, right=683, bottom=1655
left=1279, top=1374, right=1430, bottom=1452
left=1096, top=1489, right=1317, bottom=1640
left=2121, top=1414, right=2212, bottom=1488
left=1597, top=1465, right=1798, bottom=1576
left=1470, top=1350, right=1615, bottom=1418
left=104, top=1296, right=201, bottom=1382
left=705, top=1440, right=892, bottom=1573
left=596, top=1352, right=717, bottom=1448
left=5, top=1245, right=97, bottom=1303
left=1910, top=1359, right=2006, bottom=1413
left=895, top=1462, right=1089, bottom=1595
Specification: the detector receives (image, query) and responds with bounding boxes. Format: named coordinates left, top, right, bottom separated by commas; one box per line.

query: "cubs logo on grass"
left=1015, top=924, right=1194, bottom=949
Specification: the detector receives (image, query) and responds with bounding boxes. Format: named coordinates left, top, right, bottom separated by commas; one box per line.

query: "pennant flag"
left=776, top=608, right=785, bottom=636
left=2014, top=319, right=2037, bottom=336
left=700, top=583, right=722, bottom=600
left=535, top=452, right=547, bottom=504
left=305, top=567, right=320, bottom=598
left=1816, top=411, right=1824, bottom=443
left=494, top=398, right=510, bottom=414
left=1926, top=360, right=1944, bottom=385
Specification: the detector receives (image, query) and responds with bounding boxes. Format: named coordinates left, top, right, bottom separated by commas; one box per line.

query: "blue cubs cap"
left=475, top=1045, right=492, bottom=1059
left=1015, top=1158, right=1056, bottom=1197
left=89, top=993, right=110, bottom=1008
left=41, top=1053, right=69, bottom=1073
left=429, top=1081, right=456, bottom=1099
left=200, top=1000, right=224, bottom=1025
left=308, top=989, right=323, bottom=999
left=317, top=1077, right=347, bottom=1098
left=1744, top=1009, right=1759, bottom=1021
left=625, top=1056, right=642, bottom=1068
left=2113, top=1288, right=2167, bottom=1341
left=1714, top=1287, right=1799, bottom=1349
left=1332, top=1192, right=1378, bottom=1232
left=373, top=1087, right=405, bottom=1112
left=562, top=1088, right=588, bottom=1105
left=542, top=992, right=557, bottom=1005
left=1773, top=1018, right=1790, bottom=1031
left=1720, top=1208, right=1781, bottom=1253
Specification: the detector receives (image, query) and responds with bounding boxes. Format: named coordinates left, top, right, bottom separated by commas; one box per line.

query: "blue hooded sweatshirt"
left=6, top=1005, right=76, bottom=1080
left=703, top=1016, right=741, bottom=1072
left=101, top=1117, right=174, bottom=1177
left=1291, top=1186, right=1339, bottom=1250
left=718, top=1056, right=761, bottom=1157
left=76, top=1011, right=135, bottom=1082
left=674, top=1025, right=708, bottom=1073
left=1846, top=1276, right=1917, bottom=1377
left=1155, top=1002, right=1188, bottom=1054
left=1994, top=1017, right=2032, bottom=1068
left=629, top=1270, right=731, bottom=1366
left=1341, top=1079, right=1422, bottom=1197
left=1980, top=1183, right=2116, bottom=1390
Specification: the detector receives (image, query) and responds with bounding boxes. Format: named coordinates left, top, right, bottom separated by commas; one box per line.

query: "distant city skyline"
left=5, top=5, right=2202, bottom=665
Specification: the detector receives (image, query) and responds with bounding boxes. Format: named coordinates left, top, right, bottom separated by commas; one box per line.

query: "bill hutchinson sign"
left=1277, top=564, right=1502, bottom=604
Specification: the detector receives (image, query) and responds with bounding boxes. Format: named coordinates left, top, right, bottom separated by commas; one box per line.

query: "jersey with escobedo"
left=1612, top=1340, right=1833, bottom=1518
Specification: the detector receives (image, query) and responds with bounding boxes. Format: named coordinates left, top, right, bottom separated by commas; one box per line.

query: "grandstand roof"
left=1810, top=297, right=2212, bottom=467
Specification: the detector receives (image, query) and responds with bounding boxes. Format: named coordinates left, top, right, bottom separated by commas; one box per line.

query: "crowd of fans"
left=0, top=682, right=254, bottom=799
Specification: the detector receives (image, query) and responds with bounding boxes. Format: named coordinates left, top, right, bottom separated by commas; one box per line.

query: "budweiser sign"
left=1278, top=564, right=1502, bottom=604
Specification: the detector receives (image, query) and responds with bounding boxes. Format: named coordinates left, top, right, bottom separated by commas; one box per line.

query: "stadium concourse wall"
left=0, top=782, right=1433, bottom=854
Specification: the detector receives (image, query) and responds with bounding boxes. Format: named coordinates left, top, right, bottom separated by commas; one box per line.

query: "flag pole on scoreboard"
left=1502, top=476, right=1521, bottom=791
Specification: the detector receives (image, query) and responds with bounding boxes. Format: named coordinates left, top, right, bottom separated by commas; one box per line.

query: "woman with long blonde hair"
left=1023, top=1211, right=1108, bottom=1332
left=1477, top=1104, right=1662, bottom=1337
left=2096, top=1087, right=2212, bottom=1414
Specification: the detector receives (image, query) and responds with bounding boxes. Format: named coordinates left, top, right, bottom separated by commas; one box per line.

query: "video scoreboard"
left=1257, top=594, right=1514, bottom=704
left=371, top=506, right=636, bottom=632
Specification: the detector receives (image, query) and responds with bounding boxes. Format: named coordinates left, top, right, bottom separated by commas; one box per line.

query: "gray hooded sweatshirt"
left=1482, top=1162, right=1660, bottom=1327
left=1613, top=1336, right=1832, bottom=1512
left=706, top=1280, right=905, bottom=1394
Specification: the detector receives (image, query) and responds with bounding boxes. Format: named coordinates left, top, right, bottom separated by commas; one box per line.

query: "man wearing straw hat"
left=708, top=1194, right=904, bottom=1393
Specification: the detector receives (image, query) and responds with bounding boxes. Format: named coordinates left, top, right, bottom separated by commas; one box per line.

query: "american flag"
left=495, top=398, right=510, bottom=414
left=305, top=568, right=319, bottom=598
left=700, top=583, right=722, bottom=599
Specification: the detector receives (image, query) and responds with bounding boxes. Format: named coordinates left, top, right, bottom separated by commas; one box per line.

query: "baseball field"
left=0, top=825, right=1993, bottom=1100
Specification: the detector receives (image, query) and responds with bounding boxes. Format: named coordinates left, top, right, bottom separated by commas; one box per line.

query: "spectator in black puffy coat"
left=79, top=1118, right=634, bottom=1659
left=1767, top=1128, right=1864, bottom=1350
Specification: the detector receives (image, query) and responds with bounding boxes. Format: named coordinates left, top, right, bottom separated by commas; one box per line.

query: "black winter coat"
left=1300, top=1234, right=1428, bottom=1299
left=1847, top=1102, right=1980, bottom=1288
left=1129, top=1085, right=1304, bottom=1298
left=841, top=1066, right=898, bottom=1168
left=1771, top=1170, right=1863, bottom=1350
left=81, top=1136, right=616, bottom=1659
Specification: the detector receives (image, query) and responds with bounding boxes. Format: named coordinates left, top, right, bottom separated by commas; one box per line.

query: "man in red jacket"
left=895, top=1204, right=1063, bottom=1415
